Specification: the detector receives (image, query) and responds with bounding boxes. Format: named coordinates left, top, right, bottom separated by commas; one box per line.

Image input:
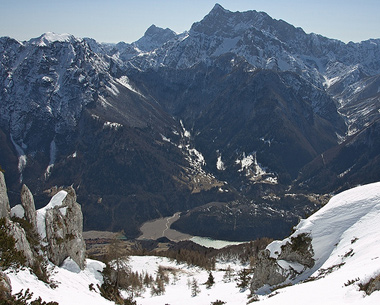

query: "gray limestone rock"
left=250, top=249, right=287, bottom=292
left=0, top=172, right=10, bottom=219
left=278, top=233, right=315, bottom=268
left=250, top=233, right=315, bottom=293
left=44, top=186, right=86, bottom=269
left=20, top=184, right=37, bottom=229
left=6, top=218, right=35, bottom=267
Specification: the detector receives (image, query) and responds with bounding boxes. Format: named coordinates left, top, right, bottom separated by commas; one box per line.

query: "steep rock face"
left=0, top=172, right=35, bottom=267
left=6, top=218, right=35, bottom=267
left=0, top=172, right=10, bottom=218
left=1, top=172, right=86, bottom=269
left=43, top=187, right=86, bottom=269
left=20, top=184, right=37, bottom=228
left=0, top=34, right=197, bottom=239
left=296, top=118, right=380, bottom=193
left=133, top=55, right=346, bottom=183
left=127, top=4, right=380, bottom=83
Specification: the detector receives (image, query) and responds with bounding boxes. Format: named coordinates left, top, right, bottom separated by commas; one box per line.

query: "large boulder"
left=0, top=172, right=10, bottom=219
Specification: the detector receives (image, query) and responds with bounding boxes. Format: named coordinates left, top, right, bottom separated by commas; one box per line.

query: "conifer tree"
left=205, top=271, right=215, bottom=289
left=223, top=265, right=233, bottom=283
left=191, top=278, right=201, bottom=297
left=236, top=268, right=252, bottom=291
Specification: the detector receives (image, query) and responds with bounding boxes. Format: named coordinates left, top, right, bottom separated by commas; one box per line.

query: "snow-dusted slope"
left=7, top=259, right=113, bottom=305
left=5, top=182, right=380, bottom=304
left=261, top=182, right=380, bottom=304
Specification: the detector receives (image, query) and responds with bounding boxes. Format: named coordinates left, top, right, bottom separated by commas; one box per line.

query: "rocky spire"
left=20, top=184, right=37, bottom=229
left=43, top=186, right=86, bottom=269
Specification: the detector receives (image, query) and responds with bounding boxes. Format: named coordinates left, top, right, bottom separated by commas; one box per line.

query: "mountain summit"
left=133, top=24, right=177, bottom=51
left=0, top=5, right=380, bottom=241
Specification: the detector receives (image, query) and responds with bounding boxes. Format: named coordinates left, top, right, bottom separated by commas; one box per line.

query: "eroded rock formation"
left=20, top=184, right=37, bottom=229
left=251, top=233, right=315, bottom=293
left=0, top=172, right=86, bottom=270
left=44, top=187, right=86, bottom=269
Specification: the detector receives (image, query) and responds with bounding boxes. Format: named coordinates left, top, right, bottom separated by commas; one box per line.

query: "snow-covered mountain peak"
left=190, top=4, right=266, bottom=36
left=30, top=32, right=76, bottom=46
left=133, top=24, right=177, bottom=52
left=144, top=24, right=174, bottom=37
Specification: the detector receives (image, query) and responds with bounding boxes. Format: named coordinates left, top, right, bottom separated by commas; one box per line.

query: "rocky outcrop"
left=43, top=187, right=86, bottom=269
left=250, top=233, right=315, bottom=293
left=0, top=173, right=35, bottom=267
left=363, top=274, right=380, bottom=295
left=6, top=218, right=35, bottom=267
left=0, top=271, right=12, bottom=300
left=250, top=249, right=287, bottom=292
left=20, top=184, right=37, bottom=229
left=1, top=172, right=86, bottom=270
left=277, top=233, right=314, bottom=268
left=0, top=172, right=10, bottom=219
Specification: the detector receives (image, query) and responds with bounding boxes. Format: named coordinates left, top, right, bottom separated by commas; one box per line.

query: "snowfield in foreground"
left=6, top=182, right=380, bottom=304
left=7, top=259, right=113, bottom=305
left=259, top=182, right=380, bottom=304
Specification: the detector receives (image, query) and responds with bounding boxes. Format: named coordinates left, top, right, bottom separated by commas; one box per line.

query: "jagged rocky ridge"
left=0, top=171, right=86, bottom=270
left=0, top=4, right=380, bottom=240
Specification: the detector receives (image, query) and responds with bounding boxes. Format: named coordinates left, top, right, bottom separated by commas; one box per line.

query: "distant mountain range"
left=1, top=4, right=379, bottom=240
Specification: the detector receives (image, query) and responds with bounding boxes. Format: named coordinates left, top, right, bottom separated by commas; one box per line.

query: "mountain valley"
left=1, top=4, right=380, bottom=242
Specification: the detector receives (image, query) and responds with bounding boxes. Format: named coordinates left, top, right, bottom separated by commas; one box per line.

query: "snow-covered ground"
left=5, top=182, right=380, bottom=304
left=258, top=182, right=380, bottom=304
left=130, top=256, right=249, bottom=305
left=7, top=259, right=113, bottom=305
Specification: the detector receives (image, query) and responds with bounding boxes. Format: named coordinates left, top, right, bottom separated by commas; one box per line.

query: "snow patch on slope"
left=7, top=259, right=111, bottom=305
left=31, top=32, right=74, bottom=47
left=45, top=139, right=57, bottom=179
left=263, top=182, right=380, bottom=304
left=36, top=190, right=68, bottom=240
left=10, top=135, right=27, bottom=182
left=235, top=152, right=278, bottom=184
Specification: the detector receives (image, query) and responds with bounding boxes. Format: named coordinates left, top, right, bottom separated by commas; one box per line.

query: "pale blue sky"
left=1, top=0, right=379, bottom=43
